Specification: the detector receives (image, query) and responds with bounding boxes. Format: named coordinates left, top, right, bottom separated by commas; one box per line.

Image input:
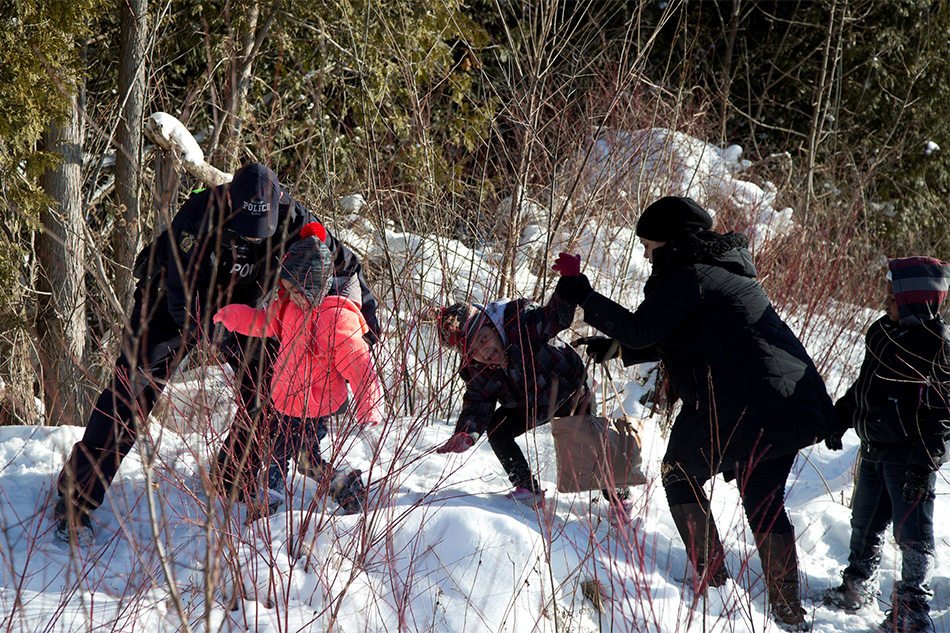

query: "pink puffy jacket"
left=214, top=294, right=383, bottom=427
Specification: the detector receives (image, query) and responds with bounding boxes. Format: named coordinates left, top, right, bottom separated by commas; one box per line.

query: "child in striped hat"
left=824, top=256, right=950, bottom=633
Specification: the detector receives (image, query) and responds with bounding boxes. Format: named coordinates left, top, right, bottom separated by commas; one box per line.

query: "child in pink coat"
left=214, top=222, right=383, bottom=513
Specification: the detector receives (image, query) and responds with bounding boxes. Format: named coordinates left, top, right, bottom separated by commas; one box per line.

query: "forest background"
left=2, top=0, right=950, bottom=431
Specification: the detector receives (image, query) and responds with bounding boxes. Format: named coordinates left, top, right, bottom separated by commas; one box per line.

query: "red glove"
left=436, top=433, right=475, bottom=454
left=552, top=252, right=582, bottom=276
left=213, top=305, right=240, bottom=331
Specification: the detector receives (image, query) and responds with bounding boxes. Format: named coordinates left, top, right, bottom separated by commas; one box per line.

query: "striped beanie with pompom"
left=280, top=222, right=333, bottom=307
left=888, top=256, right=950, bottom=326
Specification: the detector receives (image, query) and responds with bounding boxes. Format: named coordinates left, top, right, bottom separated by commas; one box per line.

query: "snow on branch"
left=145, top=112, right=232, bottom=187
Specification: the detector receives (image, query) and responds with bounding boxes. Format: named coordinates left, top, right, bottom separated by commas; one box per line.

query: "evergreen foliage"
left=0, top=0, right=103, bottom=317
left=144, top=0, right=496, bottom=210
left=640, top=0, right=950, bottom=255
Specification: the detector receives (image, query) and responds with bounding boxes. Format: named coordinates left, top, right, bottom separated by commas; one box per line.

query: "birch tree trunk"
left=37, top=91, right=88, bottom=426
left=114, top=0, right=149, bottom=309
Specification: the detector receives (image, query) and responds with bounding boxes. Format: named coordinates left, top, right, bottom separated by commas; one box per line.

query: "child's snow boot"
left=823, top=571, right=877, bottom=612
left=267, top=462, right=287, bottom=491
left=605, top=487, right=634, bottom=529
left=329, top=469, right=367, bottom=515
left=506, top=479, right=546, bottom=510
left=53, top=497, right=94, bottom=547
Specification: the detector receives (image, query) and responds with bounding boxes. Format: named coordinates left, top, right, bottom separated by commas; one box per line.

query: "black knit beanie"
left=635, top=196, right=713, bottom=242
left=280, top=234, right=333, bottom=307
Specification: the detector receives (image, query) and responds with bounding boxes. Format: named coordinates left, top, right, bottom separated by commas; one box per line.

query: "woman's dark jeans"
left=665, top=452, right=797, bottom=535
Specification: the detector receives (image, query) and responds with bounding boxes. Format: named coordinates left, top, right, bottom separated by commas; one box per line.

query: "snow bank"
left=575, top=127, right=795, bottom=244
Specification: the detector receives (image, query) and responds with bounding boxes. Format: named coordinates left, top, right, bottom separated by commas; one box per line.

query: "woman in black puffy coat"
left=553, top=196, right=835, bottom=631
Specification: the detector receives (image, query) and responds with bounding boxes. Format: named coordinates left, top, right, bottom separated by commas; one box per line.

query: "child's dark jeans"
left=268, top=415, right=328, bottom=491
left=845, top=458, right=936, bottom=610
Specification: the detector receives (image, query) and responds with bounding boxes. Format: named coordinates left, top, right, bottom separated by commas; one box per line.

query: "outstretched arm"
left=214, top=302, right=280, bottom=337
left=582, top=269, right=703, bottom=350
left=515, top=294, right=578, bottom=343
left=551, top=251, right=700, bottom=351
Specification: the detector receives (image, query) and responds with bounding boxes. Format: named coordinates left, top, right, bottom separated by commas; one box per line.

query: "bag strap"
left=599, top=361, right=630, bottom=418
left=567, top=356, right=594, bottom=416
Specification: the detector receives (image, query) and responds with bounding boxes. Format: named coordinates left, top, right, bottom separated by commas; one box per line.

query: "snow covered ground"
left=1, top=128, right=947, bottom=632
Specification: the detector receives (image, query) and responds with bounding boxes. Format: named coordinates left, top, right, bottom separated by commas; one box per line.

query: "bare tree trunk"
left=208, top=1, right=281, bottom=170
left=805, top=0, right=839, bottom=221
left=114, top=0, right=149, bottom=308
left=214, top=2, right=261, bottom=170
left=152, top=147, right=180, bottom=237
left=37, top=92, right=88, bottom=426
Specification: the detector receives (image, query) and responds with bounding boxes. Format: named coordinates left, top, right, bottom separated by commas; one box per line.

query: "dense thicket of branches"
left=640, top=0, right=950, bottom=251
left=2, top=0, right=948, bottom=425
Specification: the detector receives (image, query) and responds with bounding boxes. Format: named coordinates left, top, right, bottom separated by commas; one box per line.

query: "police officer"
left=54, top=163, right=379, bottom=542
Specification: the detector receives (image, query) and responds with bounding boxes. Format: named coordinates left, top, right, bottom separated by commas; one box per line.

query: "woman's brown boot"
left=670, top=503, right=730, bottom=591
left=753, top=531, right=809, bottom=631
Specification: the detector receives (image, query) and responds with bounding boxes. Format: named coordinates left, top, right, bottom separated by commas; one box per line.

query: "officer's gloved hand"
left=571, top=336, right=622, bottom=363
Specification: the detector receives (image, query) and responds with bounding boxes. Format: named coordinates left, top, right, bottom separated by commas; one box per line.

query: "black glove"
left=572, top=336, right=622, bottom=363
left=824, top=433, right=844, bottom=451
left=555, top=274, right=594, bottom=305
left=900, top=467, right=932, bottom=504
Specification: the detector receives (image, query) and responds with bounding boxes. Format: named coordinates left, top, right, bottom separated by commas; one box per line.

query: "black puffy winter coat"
left=835, top=315, right=950, bottom=471
left=579, top=231, right=835, bottom=483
